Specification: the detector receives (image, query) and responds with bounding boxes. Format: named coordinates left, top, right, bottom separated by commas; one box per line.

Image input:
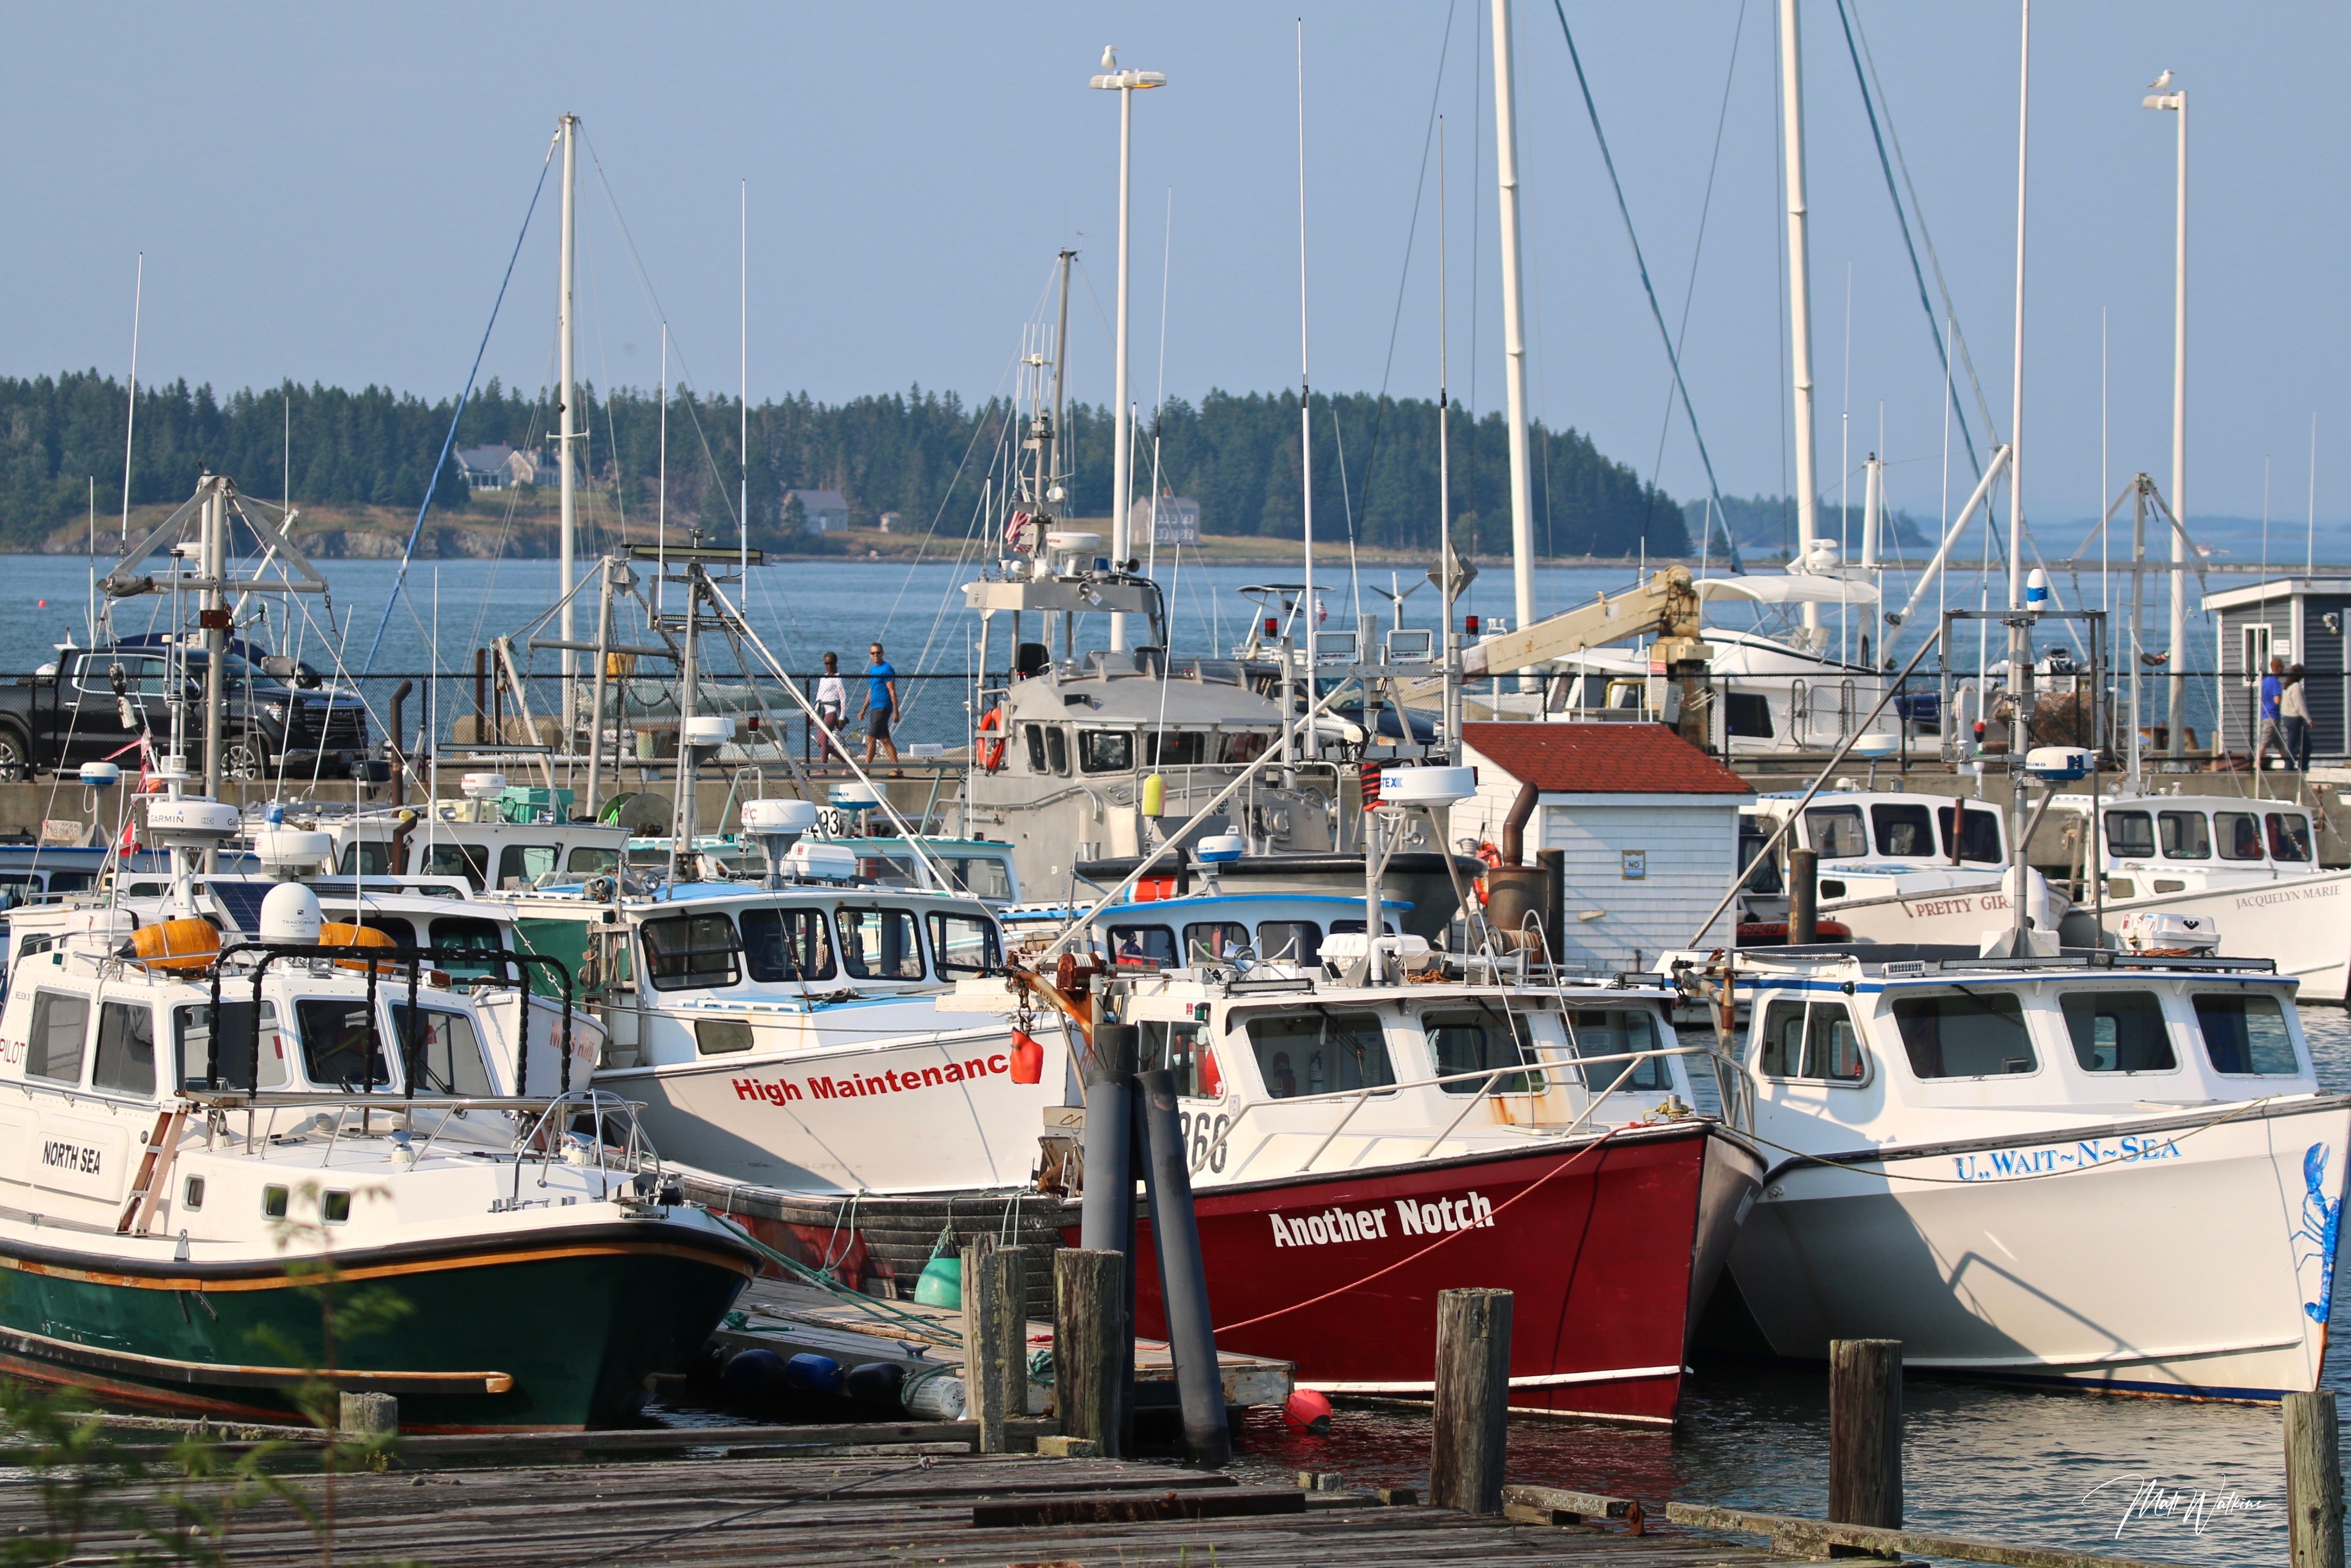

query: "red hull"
left=1131, top=1121, right=1762, bottom=1423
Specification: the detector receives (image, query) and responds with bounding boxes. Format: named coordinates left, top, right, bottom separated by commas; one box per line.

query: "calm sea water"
left=0, top=553, right=2223, bottom=753
left=31, top=550, right=2296, bottom=1558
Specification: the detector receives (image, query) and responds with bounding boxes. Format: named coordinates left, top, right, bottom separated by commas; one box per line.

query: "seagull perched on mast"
left=1102, top=45, right=1118, bottom=71
left=2148, top=68, right=2173, bottom=90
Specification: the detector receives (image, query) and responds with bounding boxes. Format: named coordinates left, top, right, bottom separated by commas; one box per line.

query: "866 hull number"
left=1177, top=1110, right=1231, bottom=1174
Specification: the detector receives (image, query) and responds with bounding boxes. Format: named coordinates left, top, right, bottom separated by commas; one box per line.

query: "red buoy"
left=1009, top=1028, right=1043, bottom=1085
left=1284, top=1387, right=1333, bottom=1434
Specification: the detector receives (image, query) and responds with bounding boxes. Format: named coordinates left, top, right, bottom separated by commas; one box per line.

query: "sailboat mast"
left=557, top=113, right=580, bottom=721
left=1489, top=0, right=1536, bottom=640
left=1439, top=115, right=1459, bottom=760
left=1297, top=20, right=1314, bottom=700
left=1050, top=248, right=1074, bottom=511
left=2008, top=0, right=2031, bottom=611
left=1777, top=0, right=1820, bottom=634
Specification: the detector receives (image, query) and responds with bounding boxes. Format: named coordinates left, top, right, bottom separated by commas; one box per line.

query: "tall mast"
left=1050, top=248, right=1075, bottom=516
left=1439, top=115, right=1459, bottom=760
left=1490, top=0, right=1536, bottom=639
left=1777, top=0, right=1820, bottom=634
left=557, top=113, right=579, bottom=720
left=1297, top=20, right=1315, bottom=700
left=2007, top=0, right=2031, bottom=610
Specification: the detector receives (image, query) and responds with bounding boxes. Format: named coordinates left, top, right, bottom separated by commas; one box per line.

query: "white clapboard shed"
left=1458, top=722, right=1752, bottom=973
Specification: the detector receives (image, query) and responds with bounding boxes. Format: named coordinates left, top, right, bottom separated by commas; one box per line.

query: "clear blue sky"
left=3, top=2, right=2344, bottom=532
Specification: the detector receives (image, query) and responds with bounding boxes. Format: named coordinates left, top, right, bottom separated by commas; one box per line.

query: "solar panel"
left=205, top=881, right=272, bottom=937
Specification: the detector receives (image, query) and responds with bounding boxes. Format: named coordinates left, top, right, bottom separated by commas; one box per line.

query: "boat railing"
left=1192, top=1042, right=1732, bottom=1179
left=175, top=1085, right=664, bottom=1185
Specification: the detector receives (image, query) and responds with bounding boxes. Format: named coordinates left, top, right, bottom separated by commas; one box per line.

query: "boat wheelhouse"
left=1716, top=944, right=2349, bottom=1399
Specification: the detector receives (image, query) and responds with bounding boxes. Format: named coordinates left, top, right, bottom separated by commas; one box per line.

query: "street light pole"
left=2145, top=73, right=2187, bottom=758
left=1091, top=48, right=1165, bottom=654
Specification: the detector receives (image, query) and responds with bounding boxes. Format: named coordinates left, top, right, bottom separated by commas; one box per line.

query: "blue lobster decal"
left=2298, top=1143, right=2343, bottom=1325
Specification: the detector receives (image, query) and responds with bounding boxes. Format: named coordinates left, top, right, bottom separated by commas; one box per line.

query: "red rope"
left=1209, top=1125, right=1627, bottom=1335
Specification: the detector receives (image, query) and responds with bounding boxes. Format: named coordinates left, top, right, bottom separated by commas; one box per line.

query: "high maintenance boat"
left=1709, top=942, right=2348, bottom=1400
left=0, top=795, right=757, bottom=1429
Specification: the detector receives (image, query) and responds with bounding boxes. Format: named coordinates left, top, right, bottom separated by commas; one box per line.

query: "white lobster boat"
left=1714, top=944, right=2349, bottom=1399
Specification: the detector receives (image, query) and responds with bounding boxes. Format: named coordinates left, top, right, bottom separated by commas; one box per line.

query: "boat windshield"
left=2159, top=811, right=2210, bottom=859
left=1423, top=1004, right=1544, bottom=1095
left=387, top=1003, right=497, bottom=1096
left=1871, top=804, right=1937, bottom=858
left=291, top=998, right=392, bottom=1090
left=2193, top=993, right=2302, bottom=1076
left=1804, top=806, right=1866, bottom=859
left=1245, top=1011, right=1394, bottom=1099
left=1565, top=1007, right=1671, bottom=1091
left=1890, top=991, right=2035, bottom=1078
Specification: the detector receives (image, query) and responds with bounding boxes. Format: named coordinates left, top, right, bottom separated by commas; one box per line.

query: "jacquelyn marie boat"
left=1705, top=942, right=2350, bottom=1400
left=0, top=826, right=757, bottom=1430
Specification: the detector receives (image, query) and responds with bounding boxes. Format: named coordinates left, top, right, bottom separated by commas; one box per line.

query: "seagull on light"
left=2149, top=68, right=2174, bottom=90
left=1101, top=45, right=1119, bottom=71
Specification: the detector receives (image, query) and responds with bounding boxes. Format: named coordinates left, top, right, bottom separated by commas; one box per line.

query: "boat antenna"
left=1491, top=0, right=1536, bottom=641
left=120, top=254, right=141, bottom=546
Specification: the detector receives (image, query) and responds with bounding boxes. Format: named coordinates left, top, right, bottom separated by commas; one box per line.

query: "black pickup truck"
left=0, top=640, right=372, bottom=781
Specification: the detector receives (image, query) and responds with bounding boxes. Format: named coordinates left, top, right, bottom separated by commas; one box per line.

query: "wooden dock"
left=0, top=1447, right=1837, bottom=1567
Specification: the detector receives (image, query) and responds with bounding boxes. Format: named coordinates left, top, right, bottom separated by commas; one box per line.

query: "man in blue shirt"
left=2254, top=653, right=2288, bottom=771
left=860, top=641, right=902, bottom=774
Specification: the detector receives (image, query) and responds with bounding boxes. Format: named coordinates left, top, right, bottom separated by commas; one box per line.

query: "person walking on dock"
left=2255, top=655, right=2290, bottom=772
left=813, top=653, right=848, bottom=767
left=2283, top=663, right=2312, bottom=773
left=861, top=642, right=902, bottom=776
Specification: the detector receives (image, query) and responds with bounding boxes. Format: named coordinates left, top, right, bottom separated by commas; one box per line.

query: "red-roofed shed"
left=1458, top=722, right=1752, bottom=973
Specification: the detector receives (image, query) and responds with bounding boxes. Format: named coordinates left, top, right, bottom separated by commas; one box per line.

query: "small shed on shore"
left=2206, top=576, right=2351, bottom=761
left=1458, top=721, right=1752, bottom=974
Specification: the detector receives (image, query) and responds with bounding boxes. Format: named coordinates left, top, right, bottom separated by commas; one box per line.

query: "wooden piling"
left=1790, top=848, right=1819, bottom=944
left=960, top=1237, right=1010, bottom=1453
left=1429, top=1287, right=1512, bottom=1516
left=337, top=1391, right=397, bottom=1435
left=1055, top=1246, right=1126, bottom=1460
left=1828, top=1338, right=1902, bottom=1550
left=2287, top=1389, right=2344, bottom=1568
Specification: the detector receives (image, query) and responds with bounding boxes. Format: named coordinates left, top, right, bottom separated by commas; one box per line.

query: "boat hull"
left=0, top=1220, right=755, bottom=1431
left=1129, top=1120, right=1763, bottom=1424
left=1729, top=1095, right=2351, bottom=1398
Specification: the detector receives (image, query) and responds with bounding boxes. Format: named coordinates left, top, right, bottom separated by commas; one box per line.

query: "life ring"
left=977, top=708, right=1006, bottom=772
left=1473, top=840, right=1503, bottom=907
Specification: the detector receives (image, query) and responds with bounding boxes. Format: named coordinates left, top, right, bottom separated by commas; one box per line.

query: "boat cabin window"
left=1567, top=1007, right=1672, bottom=1090
left=641, top=913, right=743, bottom=990
left=696, top=1020, right=753, bottom=1055
left=1424, top=1005, right=1543, bottom=1095
left=1022, top=724, right=1048, bottom=772
left=567, top=847, right=619, bottom=876
left=1109, top=924, right=1177, bottom=970
left=2268, top=812, right=2313, bottom=863
left=1872, top=803, right=1937, bottom=858
left=1890, top=991, right=2035, bottom=1078
left=1804, top=806, right=1867, bottom=859
left=942, top=855, right=1014, bottom=901
left=2193, top=993, right=2302, bottom=1076
left=339, top=842, right=395, bottom=877
left=2058, top=990, right=2178, bottom=1073
left=1738, top=820, right=1784, bottom=895
left=2158, top=811, right=2210, bottom=859
left=1245, top=1010, right=1394, bottom=1100
left=741, top=908, right=836, bottom=983
left=2104, top=811, right=2155, bottom=859
left=927, top=913, right=1000, bottom=975
left=24, top=992, right=88, bottom=1085
left=328, top=914, right=417, bottom=947
left=14, top=934, right=52, bottom=964
left=422, top=842, right=490, bottom=889
left=1756, top=1000, right=1866, bottom=1083
left=498, top=845, right=559, bottom=889
left=429, top=916, right=505, bottom=978
left=1329, top=918, right=1400, bottom=938
left=292, top=998, right=391, bottom=1090
left=838, top=908, right=925, bottom=981
left=387, top=1004, right=496, bottom=1096
left=1257, top=921, right=1321, bottom=964
left=176, top=1001, right=288, bottom=1091
left=2215, top=811, right=2265, bottom=862
left=1726, top=691, right=1775, bottom=738
left=46, top=873, right=92, bottom=895
left=1185, top=922, right=1250, bottom=966
left=1937, top=804, right=2004, bottom=864
left=1217, top=730, right=1272, bottom=765
left=1139, top=1020, right=1222, bottom=1099
left=1078, top=729, right=1135, bottom=773
left=1044, top=726, right=1070, bottom=775
left=1146, top=731, right=1209, bottom=767
left=92, top=1001, right=158, bottom=1097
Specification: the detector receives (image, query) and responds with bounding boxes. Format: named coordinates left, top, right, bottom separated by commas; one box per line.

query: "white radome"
left=259, top=882, right=324, bottom=945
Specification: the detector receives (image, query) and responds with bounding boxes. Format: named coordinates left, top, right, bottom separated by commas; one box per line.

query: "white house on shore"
left=1455, top=720, right=1752, bottom=974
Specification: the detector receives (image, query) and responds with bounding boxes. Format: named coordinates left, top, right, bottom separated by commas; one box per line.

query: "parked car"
left=0, top=641, right=370, bottom=781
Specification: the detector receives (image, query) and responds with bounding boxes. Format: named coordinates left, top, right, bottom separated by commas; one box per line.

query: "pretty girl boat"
left=1712, top=942, right=2350, bottom=1400
left=0, top=797, right=757, bottom=1430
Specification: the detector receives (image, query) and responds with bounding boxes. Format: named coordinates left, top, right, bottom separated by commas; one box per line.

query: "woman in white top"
left=813, top=652, right=849, bottom=764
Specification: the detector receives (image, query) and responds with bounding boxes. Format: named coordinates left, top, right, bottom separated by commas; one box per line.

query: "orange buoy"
left=1009, top=1028, right=1043, bottom=1084
left=976, top=707, right=1007, bottom=772
left=319, top=922, right=401, bottom=973
left=128, top=918, right=221, bottom=972
left=1283, top=1388, right=1334, bottom=1433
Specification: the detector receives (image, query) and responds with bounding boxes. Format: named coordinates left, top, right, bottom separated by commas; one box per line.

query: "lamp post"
left=2144, top=70, right=2186, bottom=758
left=1090, top=47, right=1166, bottom=654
